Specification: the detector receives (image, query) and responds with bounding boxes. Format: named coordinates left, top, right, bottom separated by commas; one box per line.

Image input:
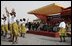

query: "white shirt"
left=22, top=21, right=26, bottom=26
left=12, top=15, right=16, bottom=23
left=59, top=21, right=66, bottom=28
left=1, top=19, right=4, bottom=25
left=8, top=14, right=12, bottom=24
left=19, top=21, right=23, bottom=25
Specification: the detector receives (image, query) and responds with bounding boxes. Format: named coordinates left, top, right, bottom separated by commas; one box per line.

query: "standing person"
left=1, top=17, right=5, bottom=36
left=28, top=22, right=32, bottom=31
left=37, top=22, right=43, bottom=31
left=34, top=23, right=37, bottom=31
left=22, top=18, right=28, bottom=38
left=36, top=22, right=40, bottom=30
left=5, top=7, right=13, bottom=41
left=37, top=22, right=40, bottom=31
left=18, top=19, right=23, bottom=37
left=3, top=16, right=8, bottom=38
left=53, top=24, right=58, bottom=33
left=32, top=23, right=34, bottom=31
left=59, top=19, right=67, bottom=42
left=11, top=9, right=19, bottom=44
left=33, top=23, right=36, bottom=31
left=66, top=23, right=71, bottom=37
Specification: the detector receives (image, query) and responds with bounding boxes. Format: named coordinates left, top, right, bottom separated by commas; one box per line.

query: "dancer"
left=18, top=19, right=23, bottom=37
left=5, top=7, right=13, bottom=42
left=11, top=9, right=19, bottom=44
left=59, top=19, right=67, bottom=42
left=22, top=18, right=29, bottom=38
left=3, top=16, right=8, bottom=38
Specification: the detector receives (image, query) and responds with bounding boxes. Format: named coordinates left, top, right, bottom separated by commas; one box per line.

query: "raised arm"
left=5, top=6, right=9, bottom=16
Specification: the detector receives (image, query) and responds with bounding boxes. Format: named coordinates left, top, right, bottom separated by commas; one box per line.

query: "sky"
left=1, top=1, right=71, bottom=22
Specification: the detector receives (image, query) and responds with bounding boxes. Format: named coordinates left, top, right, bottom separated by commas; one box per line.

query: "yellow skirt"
left=1, top=25, right=5, bottom=32
left=59, top=28, right=67, bottom=36
left=9, top=24, right=12, bottom=34
left=4, top=25, right=8, bottom=33
left=18, top=25, right=22, bottom=33
left=13, top=22, right=19, bottom=36
left=22, top=26, right=26, bottom=34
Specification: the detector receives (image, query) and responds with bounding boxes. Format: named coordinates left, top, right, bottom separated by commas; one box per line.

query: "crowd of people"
left=25, top=22, right=59, bottom=32
left=26, top=21, right=71, bottom=33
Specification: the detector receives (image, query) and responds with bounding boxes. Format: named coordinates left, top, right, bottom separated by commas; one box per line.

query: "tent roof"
left=28, top=3, right=66, bottom=15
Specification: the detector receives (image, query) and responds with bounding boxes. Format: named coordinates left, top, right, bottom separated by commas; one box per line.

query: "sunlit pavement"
left=1, top=32, right=71, bottom=45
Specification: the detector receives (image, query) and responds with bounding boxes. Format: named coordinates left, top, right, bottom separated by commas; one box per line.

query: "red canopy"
left=61, top=7, right=71, bottom=23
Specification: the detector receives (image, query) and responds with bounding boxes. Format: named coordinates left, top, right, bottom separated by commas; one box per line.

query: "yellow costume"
left=59, top=21, right=67, bottom=36
left=1, top=25, right=5, bottom=32
left=1, top=19, right=5, bottom=32
left=13, top=22, right=19, bottom=36
left=4, top=25, right=8, bottom=33
left=59, top=28, right=67, bottom=36
left=18, top=25, right=21, bottom=33
left=9, top=24, right=12, bottom=34
left=22, top=25, right=26, bottom=34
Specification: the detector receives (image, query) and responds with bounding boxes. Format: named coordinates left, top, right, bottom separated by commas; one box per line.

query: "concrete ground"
left=1, top=32, right=71, bottom=45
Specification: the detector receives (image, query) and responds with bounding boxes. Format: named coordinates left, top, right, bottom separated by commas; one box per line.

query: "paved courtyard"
left=1, top=33, right=71, bottom=45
